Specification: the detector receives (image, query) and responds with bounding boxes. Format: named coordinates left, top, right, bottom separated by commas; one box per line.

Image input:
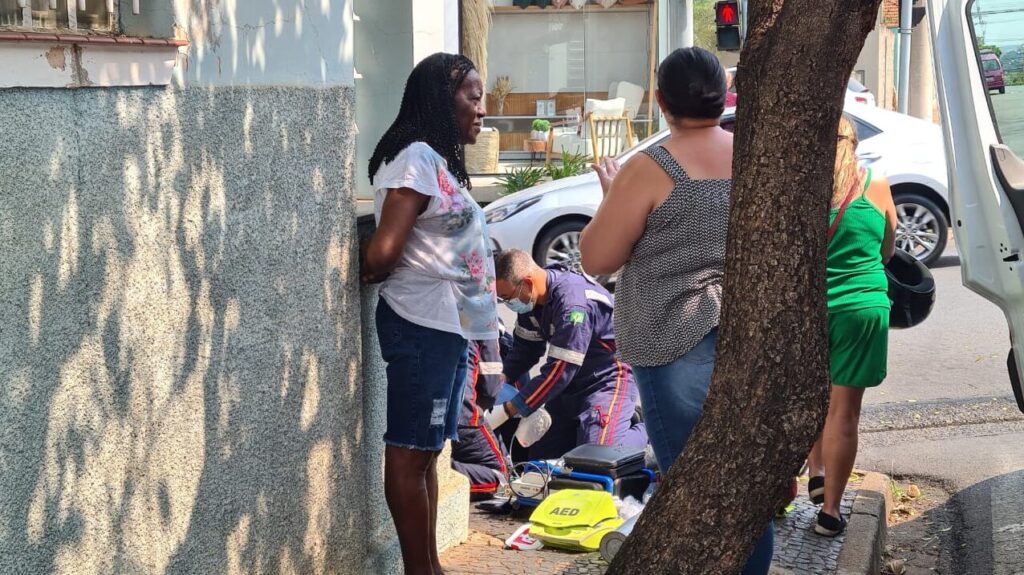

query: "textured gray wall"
left=0, top=85, right=377, bottom=574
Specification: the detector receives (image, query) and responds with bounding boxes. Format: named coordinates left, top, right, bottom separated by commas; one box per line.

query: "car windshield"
left=982, top=58, right=1001, bottom=71
left=847, top=77, right=870, bottom=93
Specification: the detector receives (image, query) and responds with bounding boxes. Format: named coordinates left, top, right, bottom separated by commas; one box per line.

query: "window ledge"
left=0, top=30, right=188, bottom=47
left=0, top=33, right=188, bottom=88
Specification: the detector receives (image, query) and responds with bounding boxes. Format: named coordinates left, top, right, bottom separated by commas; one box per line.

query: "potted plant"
left=530, top=118, right=551, bottom=141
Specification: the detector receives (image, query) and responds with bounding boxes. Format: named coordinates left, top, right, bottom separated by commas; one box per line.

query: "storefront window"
left=472, top=1, right=660, bottom=173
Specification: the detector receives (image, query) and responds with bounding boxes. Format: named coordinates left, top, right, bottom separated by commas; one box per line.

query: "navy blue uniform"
left=452, top=339, right=510, bottom=497
left=504, top=265, right=647, bottom=460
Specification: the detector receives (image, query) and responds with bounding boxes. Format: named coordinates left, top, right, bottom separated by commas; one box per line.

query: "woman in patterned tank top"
left=579, top=47, right=773, bottom=575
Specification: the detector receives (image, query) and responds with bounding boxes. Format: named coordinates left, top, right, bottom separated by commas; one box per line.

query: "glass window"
left=969, top=0, right=1023, bottom=157
left=474, top=2, right=660, bottom=174
left=852, top=118, right=882, bottom=142
left=0, top=0, right=113, bottom=32
left=847, top=76, right=869, bottom=93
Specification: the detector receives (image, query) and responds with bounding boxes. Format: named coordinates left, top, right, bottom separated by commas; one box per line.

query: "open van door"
left=929, top=0, right=1024, bottom=413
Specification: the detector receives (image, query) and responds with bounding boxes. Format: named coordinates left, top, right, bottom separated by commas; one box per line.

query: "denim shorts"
left=376, top=297, right=468, bottom=451
left=633, top=328, right=774, bottom=575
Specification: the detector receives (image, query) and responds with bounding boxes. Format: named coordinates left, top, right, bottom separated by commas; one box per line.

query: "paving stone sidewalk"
left=441, top=478, right=860, bottom=575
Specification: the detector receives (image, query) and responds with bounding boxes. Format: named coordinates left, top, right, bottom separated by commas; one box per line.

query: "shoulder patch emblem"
left=568, top=309, right=586, bottom=325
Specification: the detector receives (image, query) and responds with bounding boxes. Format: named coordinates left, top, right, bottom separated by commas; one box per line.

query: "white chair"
left=546, top=97, right=626, bottom=162
left=610, top=81, right=645, bottom=120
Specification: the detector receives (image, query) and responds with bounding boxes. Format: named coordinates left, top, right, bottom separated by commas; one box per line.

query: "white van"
left=930, top=0, right=1024, bottom=412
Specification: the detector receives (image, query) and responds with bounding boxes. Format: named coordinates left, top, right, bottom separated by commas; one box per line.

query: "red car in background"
left=981, top=51, right=1006, bottom=94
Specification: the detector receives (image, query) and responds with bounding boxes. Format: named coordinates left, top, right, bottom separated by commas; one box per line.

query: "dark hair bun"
left=656, top=47, right=727, bottom=120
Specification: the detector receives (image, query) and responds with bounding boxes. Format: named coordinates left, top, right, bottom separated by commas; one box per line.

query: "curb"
left=835, top=471, right=891, bottom=575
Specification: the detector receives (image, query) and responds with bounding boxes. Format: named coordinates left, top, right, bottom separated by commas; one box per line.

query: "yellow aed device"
left=527, top=489, right=624, bottom=551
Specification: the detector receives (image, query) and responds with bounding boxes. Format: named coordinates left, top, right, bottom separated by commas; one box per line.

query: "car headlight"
left=485, top=196, right=542, bottom=224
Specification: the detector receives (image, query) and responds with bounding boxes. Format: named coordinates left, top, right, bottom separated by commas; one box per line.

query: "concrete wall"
left=855, top=24, right=898, bottom=110
left=0, top=83, right=367, bottom=575
left=174, top=0, right=354, bottom=87
left=352, top=0, right=460, bottom=200
left=353, top=0, right=413, bottom=201
left=0, top=0, right=471, bottom=573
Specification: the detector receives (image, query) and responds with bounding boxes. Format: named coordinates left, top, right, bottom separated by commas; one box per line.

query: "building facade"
left=0, top=1, right=467, bottom=573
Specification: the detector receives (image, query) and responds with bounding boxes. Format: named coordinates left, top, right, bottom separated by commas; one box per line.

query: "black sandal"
left=814, top=511, right=847, bottom=537
left=808, top=476, right=825, bottom=506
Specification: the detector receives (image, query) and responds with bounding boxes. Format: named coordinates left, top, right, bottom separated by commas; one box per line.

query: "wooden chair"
left=546, top=116, right=584, bottom=164
left=588, top=113, right=635, bottom=161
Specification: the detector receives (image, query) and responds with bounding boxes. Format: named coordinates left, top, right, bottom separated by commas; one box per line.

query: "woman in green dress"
left=806, top=115, right=898, bottom=537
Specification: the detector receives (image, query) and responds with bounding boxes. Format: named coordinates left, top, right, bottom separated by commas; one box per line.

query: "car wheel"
left=534, top=220, right=586, bottom=270
left=533, top=219, right=617, bottom=287
left=999, top=87, right=1006, bottom=94
left=894, top=192, right=948, bottom=267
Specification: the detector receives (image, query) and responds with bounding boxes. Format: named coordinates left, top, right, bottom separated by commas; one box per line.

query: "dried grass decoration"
left=462, top=0, right=491, bottom=86
left=492, top=76, right=513, bottom=116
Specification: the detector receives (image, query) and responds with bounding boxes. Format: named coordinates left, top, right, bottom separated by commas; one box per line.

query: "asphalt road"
left=872, top=242, right=1011, bottom=406
left=856, top=241, right=1024, bottom=574
left=991, top=84, right=1024, bottom=155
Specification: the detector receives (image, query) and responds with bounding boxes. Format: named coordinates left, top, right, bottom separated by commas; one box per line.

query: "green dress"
left=827, top=169, right=890, bottom=388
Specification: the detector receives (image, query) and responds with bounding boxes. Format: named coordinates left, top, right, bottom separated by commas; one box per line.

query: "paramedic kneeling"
left=487, top=249, right=647, bottom=459
left=451, top=338, right=512, bottom=499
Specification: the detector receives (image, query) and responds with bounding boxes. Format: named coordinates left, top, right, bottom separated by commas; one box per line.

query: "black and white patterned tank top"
left=615, top=144, right=731, bottom=367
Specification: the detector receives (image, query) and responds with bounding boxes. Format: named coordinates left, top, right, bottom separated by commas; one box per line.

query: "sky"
left=972, top=0, right=1024, bottom=53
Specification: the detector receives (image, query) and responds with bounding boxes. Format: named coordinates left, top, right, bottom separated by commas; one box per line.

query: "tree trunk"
left=606, top=2, right=881, bottom=573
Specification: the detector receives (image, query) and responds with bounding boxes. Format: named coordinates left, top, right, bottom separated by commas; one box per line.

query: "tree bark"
left=606, top=2, right=881, bottom=573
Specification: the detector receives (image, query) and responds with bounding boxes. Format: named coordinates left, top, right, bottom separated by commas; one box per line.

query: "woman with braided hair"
left=362, top=53, right=497, bottom=575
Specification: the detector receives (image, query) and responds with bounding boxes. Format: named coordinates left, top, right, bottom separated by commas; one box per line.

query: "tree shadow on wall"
left=0, top=81, right=368, bottom=575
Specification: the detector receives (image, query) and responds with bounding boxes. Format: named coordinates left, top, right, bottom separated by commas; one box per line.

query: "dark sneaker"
left=814, top=511, right=847, bottom=537
left=808, top=476, right=825, bottom=506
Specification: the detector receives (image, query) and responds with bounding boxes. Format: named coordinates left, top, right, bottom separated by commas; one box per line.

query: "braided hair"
left=369, top=52, right=476, bottom=189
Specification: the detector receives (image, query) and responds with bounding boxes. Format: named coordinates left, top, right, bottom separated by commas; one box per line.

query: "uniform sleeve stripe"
left=548, top=345, right=585, bottom=366
left=479, top=362, right=503, bottom=375
left=526, top=360, right=565, bottom=407
left=481, top=425, right=508, bottom=475
left=584, top=289, right=611, bottom=306
left=515, top=325, right=544, bottom=341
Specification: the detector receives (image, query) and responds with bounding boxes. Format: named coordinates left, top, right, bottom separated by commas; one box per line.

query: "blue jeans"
left=376, top=297, right=468, bottom=451
left=633, top=328, right=774, bottom=575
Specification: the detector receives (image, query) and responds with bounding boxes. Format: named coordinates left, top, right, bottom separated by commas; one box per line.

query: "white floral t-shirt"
left=373, top=142, right=499, bottom=341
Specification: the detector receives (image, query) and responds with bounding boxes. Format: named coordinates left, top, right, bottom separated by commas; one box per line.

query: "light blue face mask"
left=505, top=298, right=535, bottom=315
left=503, top=282, right=536, bottom=315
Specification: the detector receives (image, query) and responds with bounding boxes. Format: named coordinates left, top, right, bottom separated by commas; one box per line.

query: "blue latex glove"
left=496, top=383, right=519, bottom=405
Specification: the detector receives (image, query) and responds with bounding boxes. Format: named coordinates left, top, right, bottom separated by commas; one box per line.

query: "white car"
left=485, top=103, right=950, bottom=273
left=727, top=67, right=877, bottom=107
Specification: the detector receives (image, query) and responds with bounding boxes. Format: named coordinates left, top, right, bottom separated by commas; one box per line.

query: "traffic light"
left=715, top=0, right=741, bottom=52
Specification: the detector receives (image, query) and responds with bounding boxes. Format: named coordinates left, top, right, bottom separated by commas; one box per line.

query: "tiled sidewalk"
left=441, top=478, right=860, bottom=575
